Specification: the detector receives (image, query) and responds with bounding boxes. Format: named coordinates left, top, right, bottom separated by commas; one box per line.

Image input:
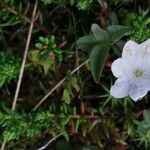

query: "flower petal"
left=129, top=80, right=148, bottom=101
left=139, top=39, right=150, bottom=50
left=111, top=58, right=132, bottom=78
left=138, top=39, right=150, bottom=69
left=141, top=76, right=150, bottom=92
left=110, top=78, right=131, bottom=98
left=122, top=40, right=139, bottom=60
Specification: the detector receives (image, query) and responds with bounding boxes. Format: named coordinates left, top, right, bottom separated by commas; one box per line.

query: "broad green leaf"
left=112, top=40, right=126, bottom=56
left=107, top=25, right=130, bottom=41
left=91, top=24, right=109, bottom=41
left=90, top=43, right=110, bottom=83
left=109, top=12, right=119, bottom=25
left=77, top=35, right=98, bottom=53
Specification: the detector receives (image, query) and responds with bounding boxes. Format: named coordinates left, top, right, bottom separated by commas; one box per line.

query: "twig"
left=32, top=59, right=90, bottom=111
left=0, top=142, right=6, bottom=150
left=0, top=0, right=38, bottom=149
left=12, top=0, right=38, bottom=111
left=37, top=132, right=64, bottom=150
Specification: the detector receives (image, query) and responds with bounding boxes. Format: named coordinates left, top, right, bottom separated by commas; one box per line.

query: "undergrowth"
left=0, top=0, right=150, bottom=149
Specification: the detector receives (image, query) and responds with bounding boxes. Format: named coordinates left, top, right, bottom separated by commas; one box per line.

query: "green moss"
left=0, top=52, right=20, bottom=87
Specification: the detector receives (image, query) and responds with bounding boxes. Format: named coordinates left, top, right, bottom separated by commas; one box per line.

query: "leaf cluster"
left=77, top=24, right=129, bottom=82
left=125, top=9, right=150, bottom=41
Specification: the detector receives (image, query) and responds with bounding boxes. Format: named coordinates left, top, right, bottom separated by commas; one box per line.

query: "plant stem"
left=12, top=0, right=38, bottom=111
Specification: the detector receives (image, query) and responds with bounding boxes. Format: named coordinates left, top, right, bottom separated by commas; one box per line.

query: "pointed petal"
left=122, top=40, right=139, bottom=59
left=111, top=58, right=132, bottom=78
left=110, top=78, right=131, bottom=98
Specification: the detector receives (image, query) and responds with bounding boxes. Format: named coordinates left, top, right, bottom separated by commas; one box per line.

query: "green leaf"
left=62, top=89, right=71, bottom=104
left=91, top=24, right=109, bottom=41
left=112, top=40, right=126, bottom=56
left=77, top=35, right=98, bottom=53
left=90, top=42, right=110, bottom=83
left=143, top=110, right=150, bottom=122
left=31, top=50, right=39, bottom=62
left=137, top=110, right=150, bottom=133
left=107, top=25, right=130, bottom=41
left=35, top=43, right=43, bottom=49
left=41, top=56, right=54, bottom=74
left=70, top=76, right=80, bottom=92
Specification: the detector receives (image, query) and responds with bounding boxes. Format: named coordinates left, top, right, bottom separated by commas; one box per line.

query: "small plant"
left=30, top=35, right=63, bottom=74
left=0, top=51, right=20, bottom=87
left=77, top=23, right=129, bottom=82
left=62, top=74, right=82, bottom=104
left=125, top=9, right=150, bottom=41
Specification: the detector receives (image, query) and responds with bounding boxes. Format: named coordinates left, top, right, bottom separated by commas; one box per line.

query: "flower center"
left=134, top=69, right=143, bottom=78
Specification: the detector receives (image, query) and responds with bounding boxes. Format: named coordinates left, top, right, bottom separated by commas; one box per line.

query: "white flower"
left=110, top=39, right=150, bottom=101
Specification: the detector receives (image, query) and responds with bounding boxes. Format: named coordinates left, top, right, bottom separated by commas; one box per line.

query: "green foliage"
left=90, top=43, right=110, bottom=82
left=107, top=25, right=130, bottom=42
left=126, top=9, right=150, bottom=41
left=0, top=0, right=22, bottom=27
left=1, top=0, right=150, bottom=149
left=110, top=0, right=133, bottom=5
left=0, top=103, right=91, bottom=142
left=30, top=35, right=63, bottom=74
left=137, top=110, right=150, bottom=133
left=40, top=0, right=54, bottom=5
left=62, top=74, right=82, bottom=104
left=76, top=0, right=94, bottom=10
left=40, top=0, right=94, bottom=10
left=0, top=51, right=20, bottom=87
left=77, top=24, right=129, bottom=82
